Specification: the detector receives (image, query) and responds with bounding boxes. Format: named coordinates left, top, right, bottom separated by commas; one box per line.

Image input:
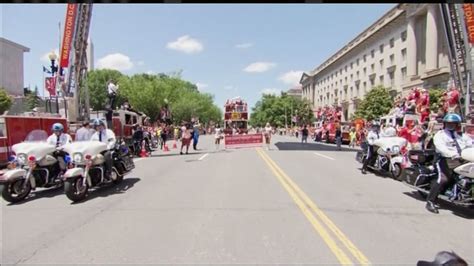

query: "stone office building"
left=300, top=4, right=454, bottom=121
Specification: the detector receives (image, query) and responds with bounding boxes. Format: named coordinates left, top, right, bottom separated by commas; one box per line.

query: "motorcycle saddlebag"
left=408, top=149, right=437, bottom=165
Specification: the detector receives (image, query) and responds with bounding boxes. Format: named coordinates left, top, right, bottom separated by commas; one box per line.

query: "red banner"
left=224, top=134, right=263, bottom=149
left=45, top=77, right=56, bottom=96
left=59, top=4, right=77, bottom=68
left=463, top=3, right=474, bottom=44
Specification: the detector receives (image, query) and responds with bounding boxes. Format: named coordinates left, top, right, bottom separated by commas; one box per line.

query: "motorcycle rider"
left=426, top=113, right=472, bottom=213
left=46, top=123, right=72, bottom=174
left=90, top=119, right=116, bottom=180
left=361, top=121, right=380, bottom=174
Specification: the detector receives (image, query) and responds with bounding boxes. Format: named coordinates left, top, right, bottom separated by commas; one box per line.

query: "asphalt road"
left=2, top=135, right=473, bottom=265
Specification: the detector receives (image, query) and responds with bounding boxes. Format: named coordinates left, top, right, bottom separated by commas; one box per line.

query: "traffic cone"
left=172, top=140, right=177, bottom=149
left=164, top=144, right=170, bottom=152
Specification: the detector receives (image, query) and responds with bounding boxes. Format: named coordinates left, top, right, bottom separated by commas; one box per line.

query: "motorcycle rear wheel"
left=64, top=177, right=88, bottom=202
left=1, top=179, right=31, bottom=203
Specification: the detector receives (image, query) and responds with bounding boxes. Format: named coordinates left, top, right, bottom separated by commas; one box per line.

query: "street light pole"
left=48, top=51, right=59, bottom=114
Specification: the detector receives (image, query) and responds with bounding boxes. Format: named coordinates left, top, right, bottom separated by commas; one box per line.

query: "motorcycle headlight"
left=73, top=153, right=83, bottom=164
left=17, top=153, right=27, bottom=165
left=392, top=145, right=400, bottom=154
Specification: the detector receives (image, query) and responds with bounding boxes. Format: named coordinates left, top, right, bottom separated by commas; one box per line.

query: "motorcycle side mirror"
left=8, top=155, right=16, bottom=162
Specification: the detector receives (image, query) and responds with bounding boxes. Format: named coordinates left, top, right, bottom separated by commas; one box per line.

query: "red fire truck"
left=0, top=114, right=68, bottom=167
left=223, top=97, right=249, bottom=135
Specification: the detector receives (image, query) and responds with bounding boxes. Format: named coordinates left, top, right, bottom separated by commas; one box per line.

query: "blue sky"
left=1, top=4, right=395, bottom=109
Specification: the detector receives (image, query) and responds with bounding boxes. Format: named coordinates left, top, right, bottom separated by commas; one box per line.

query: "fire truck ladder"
left=439, top=3, right=472, bottom=121
left=67, top=3, right=93, bottom=123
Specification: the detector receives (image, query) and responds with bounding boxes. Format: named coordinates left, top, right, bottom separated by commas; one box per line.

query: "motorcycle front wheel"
left=391, top=163, right=403, bottom=181
left=64, top=177, right=88, bottom=202
left=1, top=178, right=31, bottom=203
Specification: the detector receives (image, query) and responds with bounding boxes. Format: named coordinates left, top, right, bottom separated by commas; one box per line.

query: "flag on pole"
left=45, top=77, right=56, bottom=96
left=43, top=66, right=52, bottom=74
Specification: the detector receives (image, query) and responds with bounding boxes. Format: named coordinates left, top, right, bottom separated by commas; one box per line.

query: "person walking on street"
left=75, top=121, right=92, bottom=141
left=349, top=128, right=357, bottom=148
left=180, top=123, right=192, bottom=155
left=192, top=121, right=200, bottom=150
left=214, top=124, right=223, bottom=150
left=160, top=124, right=168, bottom=150
left=264, top=122, right=273, bottom=150
left=335, top=126, right=342, bottom=150
left=302, top=125, right=309, bottom=144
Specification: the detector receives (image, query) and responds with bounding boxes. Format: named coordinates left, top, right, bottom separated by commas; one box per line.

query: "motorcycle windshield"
left=25, top=130, right=49, bottom=142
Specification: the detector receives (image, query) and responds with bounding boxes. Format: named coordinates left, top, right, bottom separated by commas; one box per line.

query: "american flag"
left=45, top=77, right=56, bottom=96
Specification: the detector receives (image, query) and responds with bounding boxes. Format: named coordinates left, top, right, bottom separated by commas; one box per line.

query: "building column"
left=426, top=5, right=438, bottom=70
left=407, top=17, right=417, bottom=76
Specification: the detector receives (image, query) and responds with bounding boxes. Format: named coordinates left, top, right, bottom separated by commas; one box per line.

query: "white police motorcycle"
left=0, top=130, right=64, bottom=203
left=62, top=140, right=134, bottom=202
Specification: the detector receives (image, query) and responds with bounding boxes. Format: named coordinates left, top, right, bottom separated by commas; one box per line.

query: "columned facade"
left=300, top=4, right=452, bottom=121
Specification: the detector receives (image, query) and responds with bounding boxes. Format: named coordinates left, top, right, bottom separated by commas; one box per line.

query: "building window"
left=345, top=65, right=347, bottom=72
left=390, top=54, right=394, bottom=65
left=370, top=78, right=375, bottom=87
left=363, top=81, right=367, bottom=92
left=363, top=67, right=367, bottom=75
left=340, top=69, right=342, bottom=75
left=401, top=48, right=407, bottom=61
left=390, top=38, right=395, bottom=48
left=379, top=59, right=384, bottom=69
left=371, top=49, right=375, bottom=58
left=371, top=63, right=375, bottom=72
left=345, top=77, right=348, bottom=83
left=350, top=74, right=353, bottom=81
left=401, top=30, right=407, bottom=42
left=379, top=75, right=384, bottom=85
left=389, top=72, right=395, bottom=87
left=356, top=59, right=360, bottom=66
left=379, top=44, right=384, bottom=53
left=401, top=67, right=407, bottom=81
left=356, top=71, right=359, bottom=78
left=363, top=54, right=367, bottom=62
left=350, top=62, right=353, bottom=69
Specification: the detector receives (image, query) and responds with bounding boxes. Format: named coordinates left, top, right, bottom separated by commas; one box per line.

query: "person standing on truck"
left=107, top=79, right=119, bottom=111
left=75, top=121, right=92, bottom=141
left=47, top=123, right=73, bottom=173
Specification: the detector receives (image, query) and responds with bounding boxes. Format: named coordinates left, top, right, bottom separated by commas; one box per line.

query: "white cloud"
left=278, top=70, right=305, bottom=85
left=137, top=61, right=145, bottom=66
left=261, top=88, right=281, bottom=96
left=96, top=53, right=134, bottom=71
left=235, top=42, right=253, bottom=49
left=196, top=82, right=209, bottom=91
left=166, top=35, right=204, bottom=54
left=224, top=85, right=234, bottom=91
left=146, top=70, right=155, bottom=75
left=40, top=49, right=59, bottom=64
left=243, top=62, right=276, bottom=73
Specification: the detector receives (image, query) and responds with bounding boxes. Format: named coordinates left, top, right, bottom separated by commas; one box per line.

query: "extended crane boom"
left=66, top=3, right=93, bottom=123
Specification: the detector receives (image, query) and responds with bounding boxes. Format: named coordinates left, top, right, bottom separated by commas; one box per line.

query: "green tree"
left=353, top=86, right=393, bottom=121
left=26, top=86, right=41, bottom=111
left=0, top=88, right=12, bottom=114
left=250, top=92, right=314, bottom=127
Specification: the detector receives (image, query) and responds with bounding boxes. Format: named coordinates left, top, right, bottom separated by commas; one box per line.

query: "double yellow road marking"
left=256, top=148, right=370, bottom=265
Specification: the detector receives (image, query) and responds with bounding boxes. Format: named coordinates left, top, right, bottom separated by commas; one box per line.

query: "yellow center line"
left=257, top=148, right=371, bottom=265
left=256, top=148, right=353, bottom=265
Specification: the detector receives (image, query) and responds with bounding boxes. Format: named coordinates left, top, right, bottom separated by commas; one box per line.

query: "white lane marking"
left=313, top=152, right=335, bottom=161
left=198, top=153, right=209, bottom=161
left=134, top=158, right=145, bottom=162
